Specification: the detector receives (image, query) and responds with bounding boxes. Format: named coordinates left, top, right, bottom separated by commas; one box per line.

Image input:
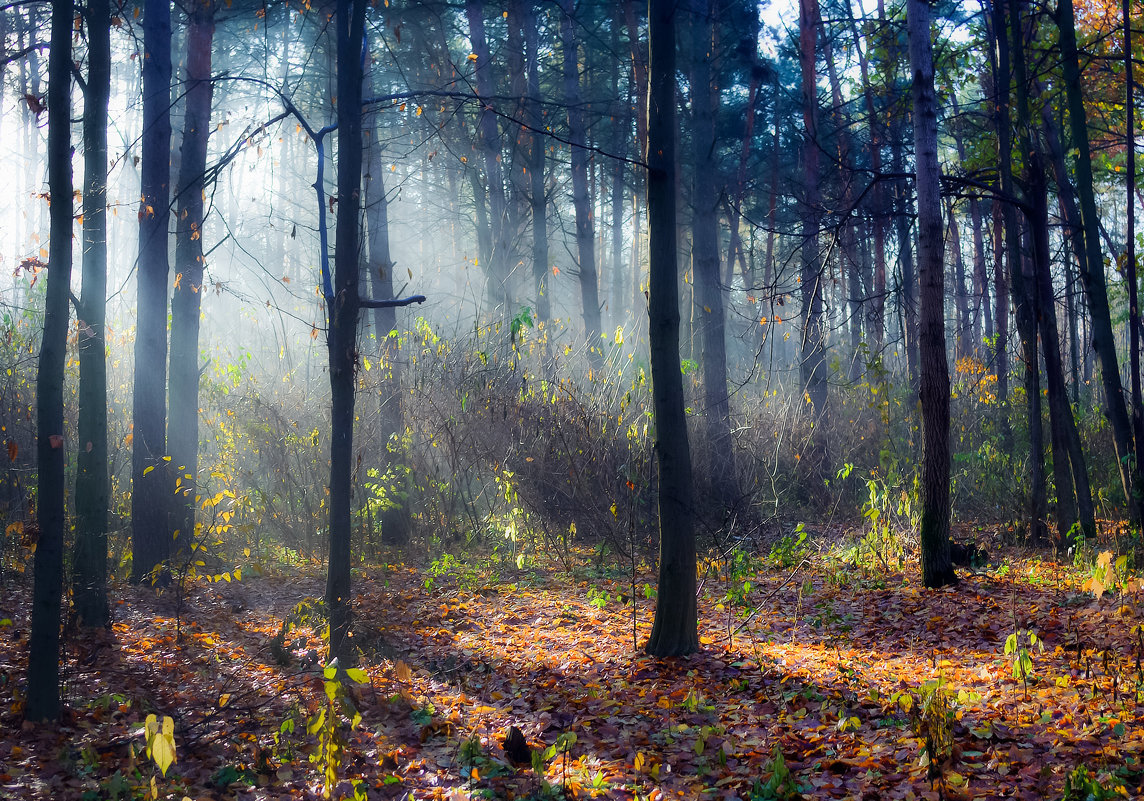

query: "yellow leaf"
left=218, top=693, right=231, bottom=708
left=467, top=53, right=478, bottom=61
left=143, top=465, right=155, bottom=476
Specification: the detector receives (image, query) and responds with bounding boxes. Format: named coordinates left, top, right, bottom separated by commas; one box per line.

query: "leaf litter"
left=0, top=534, right=1142, bottom=800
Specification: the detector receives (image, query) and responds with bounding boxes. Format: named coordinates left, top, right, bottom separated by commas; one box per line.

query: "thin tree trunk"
left=169, top=0, right=215, bottom=561
left=644, top=0, right=697, bottom=658
left=326, top=0, right=367, bottom=664
left=72, top=0, right=111, bottom=629
left=466, top=0, right=512, bottom=317
left=1127, top=0, right=1144, bottom=472
left=132, top=0, right=173, bottom=583
left=689, top=0, right=734, bottom=502
left=364, top=79, right=410, bottom=547
left=525, top=1, right=550, bottom=325
left=559, top=0, right=603, bottom=371
left=27, top=0, right=73, bottom=721
left=907, top=0, right=955, bottom=588
left=1058, top=0, right=1141, bottom=520
left=799, top=0, right=828, bottom=472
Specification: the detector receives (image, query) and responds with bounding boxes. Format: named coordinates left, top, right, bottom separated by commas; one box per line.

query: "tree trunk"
left=1127, top=0, right=1144, bottom=473
left=559, top=0, right=604, bottom=371
left=326, top=0, right=367, bottom=665
left=907, top=0, right=955, bottom=588
left=986, top=4, right=1013, bottom=455
left=644, top=0, right=697, bottom=658
left=465, top=0, right=513, bottom=317
left=169, top=0, right=216, bottom=561
left=132, top=0, right=173, bottom=584
left=26, top=0, right=73, bottom=721
left=364, top=78, right=410, bottom=548
left=1058, top=0, right=1141, bottom=520
left=523, top=2, right=550, bottom=326
left=689, top=0, right=735, bottom=503
left=799, top=0, right=828, bottom=471
left=72, top=0, right=111, bottom=629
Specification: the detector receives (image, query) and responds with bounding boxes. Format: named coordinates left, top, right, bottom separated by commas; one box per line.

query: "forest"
left=2, top=0, right=1144, bottom=798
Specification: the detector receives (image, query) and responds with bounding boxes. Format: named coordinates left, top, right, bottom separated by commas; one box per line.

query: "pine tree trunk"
left=73, top=0, right=111, bottom=628
left=644, top=0, right=697, bottom=658
left=27, top=0, right=73, bottom=721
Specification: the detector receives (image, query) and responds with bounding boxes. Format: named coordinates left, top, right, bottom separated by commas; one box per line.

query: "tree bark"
left=799, top=0, right=828, bottom=471
left=1127, top=0, right=1144, bottom=473
left=169, top=0, right=216, bottom=561
left=559, top=0, right=604, bottom=371
left=73, top=0, right=111, bottom=629
left=364, top=71, right=410, bottom=548
left=326, top=0, right=367, bottom=665
left=524, top=1, right=550, bottom=325
left=27, top=0, right=73, bottom=721
left=1058, top=0, right=1141, bottom=520
left=465, top=0, right=513, bottom=317
left=132, top=0, right=173, bottom=584
left=689, top=0, right=735, bottom=503
left=907, top=0, right=956, bottom=588
left=644, top=0, right=697, bottom=658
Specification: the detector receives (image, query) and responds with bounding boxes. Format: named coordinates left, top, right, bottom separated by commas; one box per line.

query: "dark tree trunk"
left=1127, top=0, right=1144, bottom=472
left=1058, top=0, right=1142, bottom=520
left=465, top=0, right=512, bottom=316
left=27, top=0, right=73, bottom=721
left=986, top=3, right=1013, bottom=455
left=1004, top=0, right=1047, bottom=542
left=559, top=0, right=604, bottom=370
left=525, top=1, right=550, bottom=324
left=326, top=0, right=367, bottom=665
left=169, top=0, right=215, bottom=560
left=947, top=202, right=972, bottom=359
left=907, top=0, right=956, bottom=588
left=644, top=0, right=697, bottom=658
left=363, top=78, right=410, bottom=548
left=132, top=0, right=173, bottom=584
left=73, top=0, right=111, bottom=629
left=689, top=0, right=734, bottom=502
left=799, top=0, right=828, bottom=468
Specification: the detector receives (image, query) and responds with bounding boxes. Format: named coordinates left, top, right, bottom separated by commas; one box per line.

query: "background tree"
left=72, top=0, right=111, bottom=628
left=26, top=0, right=73, bottom=721
left=132, top=0, right=174, bottom=583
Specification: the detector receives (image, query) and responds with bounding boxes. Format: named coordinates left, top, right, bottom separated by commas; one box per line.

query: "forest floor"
left=1, top=525, right=1143, bottom=801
